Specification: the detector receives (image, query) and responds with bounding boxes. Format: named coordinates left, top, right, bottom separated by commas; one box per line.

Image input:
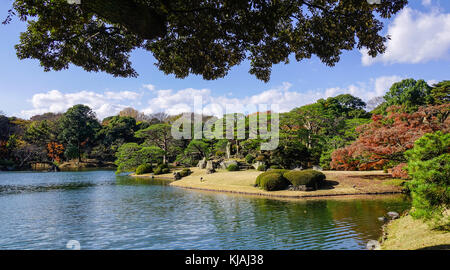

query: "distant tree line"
left=0, top=79, right=448, bottom=173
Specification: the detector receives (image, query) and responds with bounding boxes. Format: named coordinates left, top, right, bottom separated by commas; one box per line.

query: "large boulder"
left=252, top=161, right=265, bottom=170
left=206, top=160, right=215, bottom=170
left=220, top=160, right=238, bottom=170
left=387, top=211, right=400, bottom=220
left=312, top=165, right=323, bottom=171
left=366, top=240, right=381, bottom=250
left=206, top=168, right=215, bottom=174
left=197, top=157, right=206, bottom=169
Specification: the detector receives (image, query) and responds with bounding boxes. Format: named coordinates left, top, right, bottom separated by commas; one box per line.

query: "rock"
left=387, top=211, right=400, bottom=220
left=206, top=160, right=215, bottom=170
left=252, top=161, right=265, bottom=170
left=293, top=167, right=303, bottom=171
left=312, top=165, right=323, bottom=171
left=366, top=240, right=381, bottom=250
left=288, top=185, right=313, bottom=191
left=206, top=168, right=215, bottom=174
left=173, top=172, right=181, bottom=180
left=378, top=217, right=388, bottom=222
left=220, top=160, right=238, bottom=170
left=197, top=158, right=206, bottom=169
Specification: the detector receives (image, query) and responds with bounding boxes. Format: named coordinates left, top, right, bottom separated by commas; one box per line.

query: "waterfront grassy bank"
left=381, top=213, right=450, bottom=250
left=134, top=167, right=405, bottom=199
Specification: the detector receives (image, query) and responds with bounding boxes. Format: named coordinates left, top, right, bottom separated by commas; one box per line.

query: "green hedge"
left=227, top=164, right=239, bottom=171
left=283, top=170, right=326, bottom=189
left=154, top=163, right=170, bottom=175
left=270, top=165, right=281, bottom=169
left=245, top=154, right=255, bottom=164
left=258, top=173, right=291, bottom=191
left=179, top=168, right=192, bottom=177
left=255, top=169, right=326, bottom=191
left=135, top=164, right=152, bottom=175
left=255, top=169, right=289, bottom=188
left=257, top=164, right=266, bottom=171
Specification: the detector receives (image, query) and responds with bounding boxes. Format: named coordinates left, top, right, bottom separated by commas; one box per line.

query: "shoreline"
left=133, top=167, right=405, bottom=200
left=381, top=212, right=450, bottom=250
left=170, top=184, right=403, bottom=199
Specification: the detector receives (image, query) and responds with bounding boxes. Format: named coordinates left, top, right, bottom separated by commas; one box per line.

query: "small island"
left=133, top=167, right=404, bottom=199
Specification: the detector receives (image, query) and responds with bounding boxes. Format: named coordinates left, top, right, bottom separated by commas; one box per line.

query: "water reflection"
left=0, top=171, right=410, bottom=250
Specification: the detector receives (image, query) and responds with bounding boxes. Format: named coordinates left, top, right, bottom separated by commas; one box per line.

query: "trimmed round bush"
left=255, top=169, right=289, bottom=187
left=135, top=164, right=152, bottom=175
left=259, top=173, right=290, bottom=191
left=245, top=154, right=255, bottom=164
left=257, top=164, right=266, bottom=171
left=283, top=170, right=326, bottom=189
left=154, top=163, right=171, bottom=175
left=227, top=164, right=239, bottom=171
left=179, top=168, right=192, bottom=177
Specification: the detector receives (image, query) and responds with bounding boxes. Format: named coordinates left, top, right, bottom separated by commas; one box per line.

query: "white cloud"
left=141, top=76, right=404, bottom=117
left=361, top=7, right=450, bottom=66
left=422, top=0, right=432, bottom=6
left=143, top=84, right=156, bottom=91
left=427, top=79, right=439, bottom=86
left=20, top=76, right=406, bottom=120
left=21, top=90, right=142, bottom=120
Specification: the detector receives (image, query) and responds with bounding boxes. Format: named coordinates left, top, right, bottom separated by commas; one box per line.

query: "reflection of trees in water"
left=248, top=199, right=334, bottom=248
left=326, top=196, right=411, bottom=238
left=202, top=196, right=244, bottom=232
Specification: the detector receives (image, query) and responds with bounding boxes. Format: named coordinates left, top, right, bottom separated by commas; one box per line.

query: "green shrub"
left=255, top=155, right=265, bottom=161
left=405, top=131, right=450, bottom=224
left=259, top=173, right=290, bottom=191
left=255, top=169, right=289, bottom=187
left=154, top=163, right=171, bottom=175
left=227, top=164, right=239, bottom=171
left=283, top=170, right=326, bottom=189
left=257, top=164, right=266, bottom=171
left=270, top=165, right=281, bottom=169
left=153, top=167, right=162, bottom=175
left=135, top=164, right=153, bottom=175
left=245, top=154, right=255, bottom=164
left=215, top=150, right=225, bottom=157
left=179, top=168, right=192, bottom=177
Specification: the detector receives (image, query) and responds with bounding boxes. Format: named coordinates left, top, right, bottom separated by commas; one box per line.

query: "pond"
left=0, top=170, right=410, bottom=250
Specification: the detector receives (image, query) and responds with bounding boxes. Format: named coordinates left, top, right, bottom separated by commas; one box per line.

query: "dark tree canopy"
left=5, top=0, right=407, bottom=82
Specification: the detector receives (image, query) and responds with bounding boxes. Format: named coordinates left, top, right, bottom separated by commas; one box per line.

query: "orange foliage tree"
left=330, top=104, right=449, bottom=171
left=47, top=142, right=64, bottom=163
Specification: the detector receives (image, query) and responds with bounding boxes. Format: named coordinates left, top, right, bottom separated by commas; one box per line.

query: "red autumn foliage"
left=47, top=142, right=64, bottom=163
left=391, top=163, right=409, bottom=179
left=331, top=104, right=449, bottom=171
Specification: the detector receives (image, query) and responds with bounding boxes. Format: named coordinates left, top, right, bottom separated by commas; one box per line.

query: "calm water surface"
left=0, top=170, right=410, bottom=250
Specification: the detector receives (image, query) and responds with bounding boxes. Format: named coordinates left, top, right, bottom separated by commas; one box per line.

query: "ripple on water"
left=0, top=171, right=411, bottom=250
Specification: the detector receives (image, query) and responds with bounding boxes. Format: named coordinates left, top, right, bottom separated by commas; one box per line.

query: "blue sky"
left=1, top=0, right=449, bottom=119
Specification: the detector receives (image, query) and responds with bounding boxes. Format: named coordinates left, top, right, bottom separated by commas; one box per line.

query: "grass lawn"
left=381, top=213, right=450, bottom=250
left=165, top=167, right=404, bottom=199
